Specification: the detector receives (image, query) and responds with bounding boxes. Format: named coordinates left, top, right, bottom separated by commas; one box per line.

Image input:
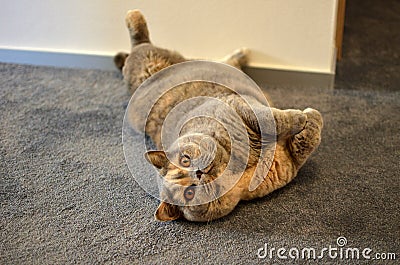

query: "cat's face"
left=145, top=135, right=240, bottom=222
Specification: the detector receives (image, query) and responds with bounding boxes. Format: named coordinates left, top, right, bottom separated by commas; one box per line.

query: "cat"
left=116, top=10, right=323, bottom=222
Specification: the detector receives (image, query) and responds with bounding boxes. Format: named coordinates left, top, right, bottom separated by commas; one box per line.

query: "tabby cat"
left=116, top=10, right=323, bottom=222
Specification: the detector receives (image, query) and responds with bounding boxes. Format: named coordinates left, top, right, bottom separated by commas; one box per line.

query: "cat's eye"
left=180, top=154, right=191, bottom=167
left=184, top=186, right=195, bottom=201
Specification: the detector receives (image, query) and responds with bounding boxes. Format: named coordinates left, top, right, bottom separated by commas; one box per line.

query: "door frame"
left=336, top=0, right=346, bottom=60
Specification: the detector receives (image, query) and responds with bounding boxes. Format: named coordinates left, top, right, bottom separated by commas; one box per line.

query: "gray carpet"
left=335, top=0, right=400, bottom=91
left=1, top=62, right=399, bottom=264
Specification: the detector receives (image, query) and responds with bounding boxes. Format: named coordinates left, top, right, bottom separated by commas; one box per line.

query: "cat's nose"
left=195, top=170, right=203, bottom=180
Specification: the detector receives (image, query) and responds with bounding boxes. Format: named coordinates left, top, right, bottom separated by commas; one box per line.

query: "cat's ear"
left=144, top=151, right=168, bottom=169
left=155, top=202, right=181, bottom=221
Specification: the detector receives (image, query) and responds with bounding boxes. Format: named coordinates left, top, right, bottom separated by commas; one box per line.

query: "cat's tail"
left=114, top=52, right=129, bottom=72
left=126, top=10, right=151, bottom=47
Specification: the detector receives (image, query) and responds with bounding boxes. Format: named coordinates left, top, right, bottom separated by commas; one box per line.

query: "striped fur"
left=118, top=10, right=323, bottom=221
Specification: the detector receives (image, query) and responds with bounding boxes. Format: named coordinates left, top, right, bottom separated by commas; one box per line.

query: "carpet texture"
left=335, top=0, right=400, bottom=91
left=1, top=62, right=399, bottom=264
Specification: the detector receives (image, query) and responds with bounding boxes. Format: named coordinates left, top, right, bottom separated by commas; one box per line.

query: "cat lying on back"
left=116, top=10, right=323, bottom=222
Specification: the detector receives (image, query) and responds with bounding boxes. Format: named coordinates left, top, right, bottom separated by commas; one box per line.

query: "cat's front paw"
left=302, top=108, right=323, bottom=132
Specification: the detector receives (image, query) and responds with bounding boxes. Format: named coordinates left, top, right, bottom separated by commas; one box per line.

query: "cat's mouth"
left=185, top=203, right=209, bottom=215
left=198, top=173, right=218, bottom=186
left=194, top=165, right=214, bottom=181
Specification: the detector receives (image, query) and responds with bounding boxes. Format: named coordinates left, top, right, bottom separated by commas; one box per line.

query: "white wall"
left=0, top=0, right=338, bottom=73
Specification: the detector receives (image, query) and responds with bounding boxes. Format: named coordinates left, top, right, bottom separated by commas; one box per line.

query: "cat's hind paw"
left=125, top=9, right=150, bottom=46
left=303, top=108, right=323, bottom=130
left=222, top=47, right=250, bottom=69
left=272, top=108, right=307, bottom=138
left=289, top=108, right=323, bottom=167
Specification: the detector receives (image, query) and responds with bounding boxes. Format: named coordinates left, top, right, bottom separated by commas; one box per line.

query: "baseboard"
left=0, top=48, right=116, bottom=71
left=243, top=66, right=335, bottom=89
left=0, top=48, right=334, bottom=89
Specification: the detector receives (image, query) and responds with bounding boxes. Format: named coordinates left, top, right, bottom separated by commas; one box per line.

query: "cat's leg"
left=126, top=10, right=151, bottom=47
left=227, top=96, right=306, bottom=139
left=221, top=48, right=249, bottom=69
left=114, top=52, right=129, bottom=72
left=270, top=108, right=308, bottom=140
left=243, top=108, right=322, bottom=198
left=288, top=108, right=323, bottom=168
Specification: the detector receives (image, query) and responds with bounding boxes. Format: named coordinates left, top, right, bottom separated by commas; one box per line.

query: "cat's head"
left=145, top=134, right=240, bottom=222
